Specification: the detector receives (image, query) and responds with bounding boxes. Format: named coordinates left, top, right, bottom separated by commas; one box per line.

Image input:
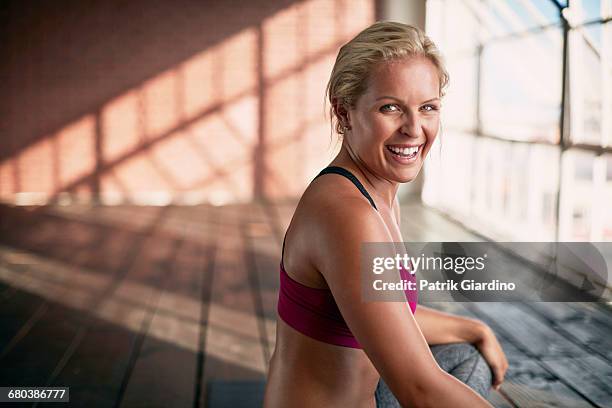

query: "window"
left=425, top=0, right=612, bottom=242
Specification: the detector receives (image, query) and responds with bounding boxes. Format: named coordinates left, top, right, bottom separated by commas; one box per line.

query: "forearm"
left=398, top=368, right=492, bottom=408
left=423, top=370, right=492, bottom=407
left=414, top=305, right=485, bottom=345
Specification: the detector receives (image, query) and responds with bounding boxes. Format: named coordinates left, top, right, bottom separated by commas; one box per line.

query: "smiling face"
left=344, top=56, right=441, bottom=183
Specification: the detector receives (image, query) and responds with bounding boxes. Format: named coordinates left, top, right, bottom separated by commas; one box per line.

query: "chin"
left=396, top=167, right=421, bottom=183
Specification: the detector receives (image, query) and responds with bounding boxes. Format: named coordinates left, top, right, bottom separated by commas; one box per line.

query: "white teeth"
left=389, top=145, right=419, bottom=156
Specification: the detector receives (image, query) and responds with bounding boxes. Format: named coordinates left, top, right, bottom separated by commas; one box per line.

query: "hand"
left=474, top=324, right=508, bottom=391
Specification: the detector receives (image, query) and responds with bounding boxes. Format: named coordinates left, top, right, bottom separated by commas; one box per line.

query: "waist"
left=269, top=320, right=379, bottom=404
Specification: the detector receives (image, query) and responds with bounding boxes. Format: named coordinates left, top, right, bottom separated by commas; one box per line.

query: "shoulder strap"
left=313, top=166, right=378, bottom=210
left=281, top=233, right=287, bottom=269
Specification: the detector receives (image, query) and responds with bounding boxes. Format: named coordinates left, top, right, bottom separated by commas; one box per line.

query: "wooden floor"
left=0, top=201, right=610, bottom=407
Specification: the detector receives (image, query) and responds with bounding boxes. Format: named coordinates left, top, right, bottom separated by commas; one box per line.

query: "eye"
left=420, top=104, right=439, bottom=112
left=380, top=104, right=400, bottom=113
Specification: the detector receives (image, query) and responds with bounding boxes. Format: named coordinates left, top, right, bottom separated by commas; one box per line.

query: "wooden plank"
left=542, top=355, right=612, bottom=408
left=572, top=302, right=612, bottom=328
left=524, top=302, right=587, bottom=321
left=525, top=302, right=612, bottom=361
left=0, top=205, right=211, bottom=405
left=0, top=227, right=114, bottom=380
left=0, top=280, right=17, bottom=303
left=0, top=254, right=79, bottom=393
left=500, top=359, right=595, bottom=408
left=467, top=302, right=587, bottom=359
left=0, top=205, right=101, bottom=265
left=244, top=203, right=281, bottom=359
left=118, top=238, right=187, bottom=407
left=74, top=227, right=140, bottom=281
left=487, top=389, right=515, bottom=408
left=0, top=286, right=47, bottom=359
left=0, top=250, right=49, bottom=351
left=424, top=302, right=529, bottom=365
left=0, top=207, right=153, bottom=394
left=0, top=240, right=122, bottom=311
left=562, top=318, right=612, bottom=361
left=40, top=315, right=142, bottom=406
left=0, top=300, right=85, bottom=387
left=43, top=211, right=176, bottom=406
left=119, top=214, right=214, bottom=408
left=464, top=302, right=611, bottom=407
left=201, top=205, right=266, bottom=405
left=48, top=204, right=164, bottom=235
left=206, top=380, right=265, bottom=407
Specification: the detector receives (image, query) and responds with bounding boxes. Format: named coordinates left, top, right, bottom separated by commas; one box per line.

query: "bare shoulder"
left=297, top=174, right=392, bottom=280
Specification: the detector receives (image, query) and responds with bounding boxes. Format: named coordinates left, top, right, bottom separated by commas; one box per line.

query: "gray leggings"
left=375, top=342, right=492, bottom=407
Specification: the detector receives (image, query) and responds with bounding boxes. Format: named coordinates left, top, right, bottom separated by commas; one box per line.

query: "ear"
left=332, top=97, right=351, bottom=129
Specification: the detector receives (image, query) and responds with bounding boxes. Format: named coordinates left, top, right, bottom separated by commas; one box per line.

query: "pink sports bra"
left=277, top=166, right=417, bottom=348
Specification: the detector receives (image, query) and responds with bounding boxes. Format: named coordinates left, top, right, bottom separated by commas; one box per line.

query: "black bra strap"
left=281, top=232, right=287, bottom=268
left=313, top=166, right=378, bottom=210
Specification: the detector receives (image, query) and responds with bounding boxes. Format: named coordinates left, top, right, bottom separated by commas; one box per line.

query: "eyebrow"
left=375, top=96, right=440, bottom=104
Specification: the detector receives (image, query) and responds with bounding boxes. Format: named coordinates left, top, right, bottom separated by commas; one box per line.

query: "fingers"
left=492, top=366, right=503, bottom=388
left=491, top=360, right=509, bottom=391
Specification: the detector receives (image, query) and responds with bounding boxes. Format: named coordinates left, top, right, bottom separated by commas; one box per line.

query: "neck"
left=328, top=144, right=399, bottom=209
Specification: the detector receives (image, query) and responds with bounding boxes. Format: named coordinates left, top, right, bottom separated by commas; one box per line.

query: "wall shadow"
left=0, top=0, right=378, bottom=204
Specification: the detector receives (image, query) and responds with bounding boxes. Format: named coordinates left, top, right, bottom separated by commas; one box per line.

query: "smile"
left=385, top=144, right=423, bottom=162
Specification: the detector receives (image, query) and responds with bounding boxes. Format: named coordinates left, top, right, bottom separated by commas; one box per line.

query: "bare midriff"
left=264, top=319, right=380, bottom=408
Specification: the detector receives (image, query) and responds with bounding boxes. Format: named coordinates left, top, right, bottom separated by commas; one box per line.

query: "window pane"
left=568, top=22, right=611, bottom=145
left=605, top=155, right=612, bottom=240
left=444, top=55, right=479, bottom=130
left=566, top=0, right=612, bottom=24
left=560, top=150, right=596, bottom=240
left=481, top=0, right=561, bottom=37
left=424, top=133, right=560, bottom=241
left=426, top=0, right=482, bottom=56
left=422, top=131, right=474, bottom=217
left=481, top=26, right=563, bottom=143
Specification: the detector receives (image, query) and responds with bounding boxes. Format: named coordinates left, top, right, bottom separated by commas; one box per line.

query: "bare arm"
left=394, top=197, right=507, bottom=390
left=414, top=306, right=486, bottom=345
left=313, top=199, right=492, bottom=408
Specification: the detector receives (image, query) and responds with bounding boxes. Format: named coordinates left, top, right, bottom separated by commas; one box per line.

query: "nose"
left=400, top=111, right=423, bottom=139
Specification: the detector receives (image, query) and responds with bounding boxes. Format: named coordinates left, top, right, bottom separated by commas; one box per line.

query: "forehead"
left=361, top=57, right=440, bottom=103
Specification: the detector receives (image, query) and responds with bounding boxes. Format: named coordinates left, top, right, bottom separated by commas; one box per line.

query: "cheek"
left=420, top=120, right=439, bottom=158
left=424, top=120, right=440, bottom=140
left=359, top=116, right=389, bottom=145
left=372, top=115, right=400, bottom=137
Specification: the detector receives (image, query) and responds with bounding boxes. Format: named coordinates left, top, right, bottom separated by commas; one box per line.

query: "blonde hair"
left=326, top=21, right=449, bottom=136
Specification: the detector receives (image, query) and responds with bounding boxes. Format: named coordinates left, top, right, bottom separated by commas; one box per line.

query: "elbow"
left=399, top=385, right=429, bottom=408
left=399, top=391, right=435, bottom=408
left=397, top=370, right=445, bottom=408
left=402, top=389, right=442, bottom=408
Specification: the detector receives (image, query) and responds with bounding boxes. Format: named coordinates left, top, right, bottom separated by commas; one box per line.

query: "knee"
left=464, top=347, right=493, bottom=398
left=430, top=342, right=480, bottom=369
left=431, top=343, right=493, bottom=397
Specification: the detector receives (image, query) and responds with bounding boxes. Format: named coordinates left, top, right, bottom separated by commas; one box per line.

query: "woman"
left=264, top=22, right=508, bottom=407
